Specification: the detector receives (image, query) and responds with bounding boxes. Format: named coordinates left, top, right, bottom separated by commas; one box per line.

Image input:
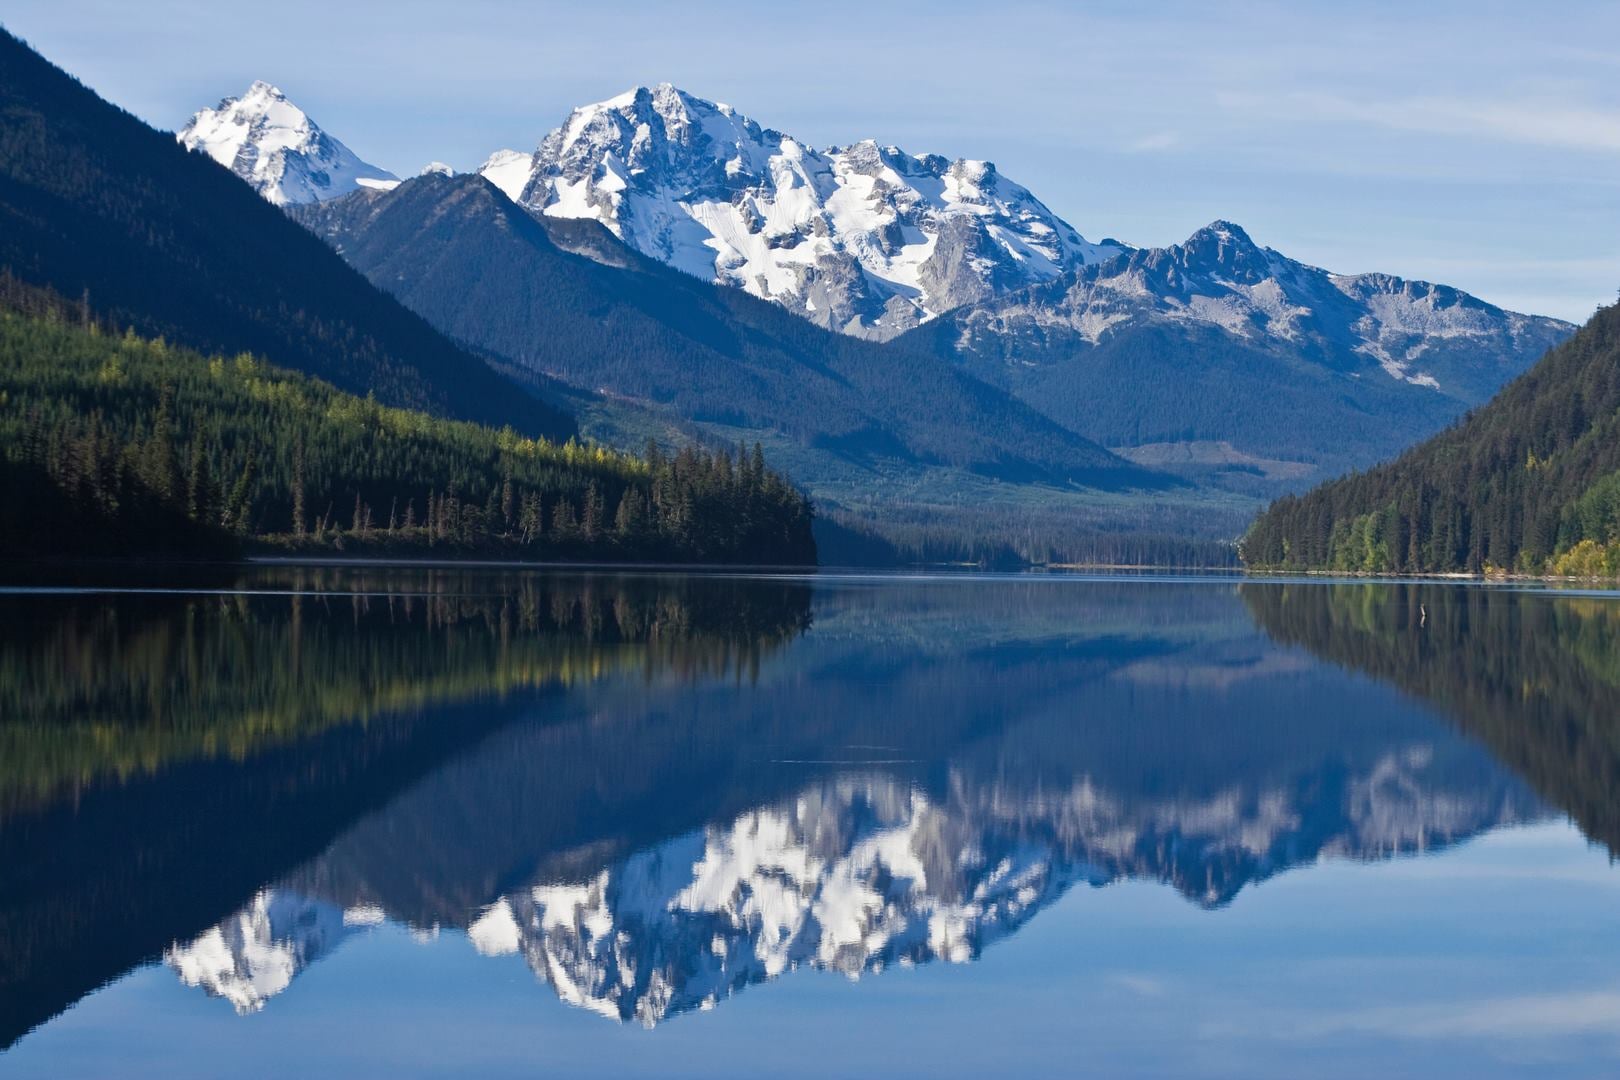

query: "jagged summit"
left=477, top=84, right=1125, bottom=339
left=178, top=82, right=397, bottom=206
left=1195, top=219, right=1254, bottom=243
left=948, top=218, right=1572, bottom=396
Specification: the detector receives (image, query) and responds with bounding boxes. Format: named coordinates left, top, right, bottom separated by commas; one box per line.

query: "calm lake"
left=3, top=568, right=1619, bottom=1077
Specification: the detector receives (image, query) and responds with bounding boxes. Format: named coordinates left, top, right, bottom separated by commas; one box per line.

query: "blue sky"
left=5, top=0, right=1616, bottom=321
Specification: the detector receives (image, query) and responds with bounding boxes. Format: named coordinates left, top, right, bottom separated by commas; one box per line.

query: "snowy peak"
left=484, top=84, right=1125, bottom=339
left=179, top=82, right=397, bottom=206
left=953, top=218, right=1573, bottom=396
left=538, top=82, right=772, bottom=181
left=476, top=149, right=533, bottom=200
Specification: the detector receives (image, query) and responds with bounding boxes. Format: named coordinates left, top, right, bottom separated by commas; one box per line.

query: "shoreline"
left=3, top=553, right=1619, bottom=590
left=1238, top=567, right=1620, bottom=585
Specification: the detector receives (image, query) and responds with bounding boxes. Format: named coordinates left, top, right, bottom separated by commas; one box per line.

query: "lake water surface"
left=3, top=568, right=1619, bottom=1077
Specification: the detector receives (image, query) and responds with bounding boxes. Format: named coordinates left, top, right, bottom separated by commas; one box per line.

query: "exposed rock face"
left=481, top=84, right=1123, bottom=339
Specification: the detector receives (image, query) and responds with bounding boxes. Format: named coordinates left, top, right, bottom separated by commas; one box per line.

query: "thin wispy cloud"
left=1222, top=90, right=1620, bottom=154
left=1106, top=973, right=1169, bottom=997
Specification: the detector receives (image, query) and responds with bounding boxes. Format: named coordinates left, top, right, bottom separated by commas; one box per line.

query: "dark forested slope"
left=1242, top=299, right=1620, bottom=575
left=0, top=29, right=569, bottom=437
left=0, top=289, right=814, bottom=564
left=292, top=173, right=1164, bottom=488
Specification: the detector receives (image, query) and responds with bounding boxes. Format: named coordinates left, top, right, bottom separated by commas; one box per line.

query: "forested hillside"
left=291, top=173, right=1160, bottom=487
left=0, top=29, right=569, bottom=437
left=1242, top=299, right=1620, bottom=576
left=0, top=287, right=815, bottom=564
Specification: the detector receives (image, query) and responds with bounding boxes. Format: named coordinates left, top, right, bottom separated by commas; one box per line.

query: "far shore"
left=4, top=553, right=1620, bottom=590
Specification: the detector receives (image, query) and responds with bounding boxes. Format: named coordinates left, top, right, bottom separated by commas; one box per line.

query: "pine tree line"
left=0, top=284, right=816, bottom=564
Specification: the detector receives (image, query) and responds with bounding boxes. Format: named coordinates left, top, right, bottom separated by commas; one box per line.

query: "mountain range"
left=177, top=79, right=1573, bottom=545
left=912, top=219, right=1571, bottom=477
left=290, top=172, right=1147, bottom=488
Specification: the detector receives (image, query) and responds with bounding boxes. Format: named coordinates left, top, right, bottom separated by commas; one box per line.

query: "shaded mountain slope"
left=910, top=222, right=1572, bottom=487
left=0, top=30, right=569, bottom=437
left=292, top=173, right=1162, bottom=487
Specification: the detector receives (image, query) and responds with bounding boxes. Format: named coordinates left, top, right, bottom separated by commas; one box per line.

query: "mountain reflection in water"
left=3, top=572, right=1617, bottom=1049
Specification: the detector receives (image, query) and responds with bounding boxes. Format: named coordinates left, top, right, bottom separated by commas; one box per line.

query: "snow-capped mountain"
left=182, top=81, right=1571, bottom=489
left=178, top=82, right=398, bottom=206
left=947, top=220, right=1571, bottom=397
left=169, top=752, right=1534, bottom=1025
left=479, top=84, right=1124, bottom=339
